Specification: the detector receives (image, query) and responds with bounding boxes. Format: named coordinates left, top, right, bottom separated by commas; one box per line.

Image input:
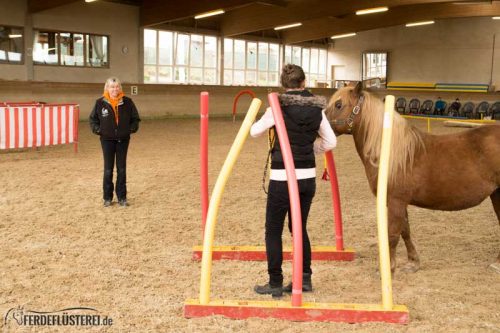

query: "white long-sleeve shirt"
left=250, top=107, right=337, bottom=180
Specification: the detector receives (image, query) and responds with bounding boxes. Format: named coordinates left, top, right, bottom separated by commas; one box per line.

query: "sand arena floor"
left=0, top=117, right=499, bottom=332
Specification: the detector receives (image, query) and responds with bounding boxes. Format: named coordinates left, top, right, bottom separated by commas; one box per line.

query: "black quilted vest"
left=271, top=90, right=325, bottom=169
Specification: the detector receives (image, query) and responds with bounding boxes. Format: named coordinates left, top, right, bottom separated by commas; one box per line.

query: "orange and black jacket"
left=89, top=96, right=141, bottom=140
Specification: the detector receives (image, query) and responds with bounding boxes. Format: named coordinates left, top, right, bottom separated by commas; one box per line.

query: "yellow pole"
left=377, top=95, right=395, bottom=310
left=427, top=118, right=431, bottom=133
left=199, top=98, right=262, bottom=305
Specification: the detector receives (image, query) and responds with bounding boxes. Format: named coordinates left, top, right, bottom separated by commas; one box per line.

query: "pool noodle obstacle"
left=193, top=91, right=354, bottom=261
left=184, top=94, right=409, bottom=323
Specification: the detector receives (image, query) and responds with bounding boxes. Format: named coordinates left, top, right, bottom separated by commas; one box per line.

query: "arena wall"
left=0, top=0, right=139, bottom=83
left=3, top=1, right=500, bottom=119
left=0, top=81, right=335, bottom=119
left=329, top=17, right=500, bottom=88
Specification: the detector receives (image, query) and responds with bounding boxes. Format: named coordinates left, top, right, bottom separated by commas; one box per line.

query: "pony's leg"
left=387, top=200, right=406, bottom=274
left=489, top=188, right=500, bottom=273
left=400, top=209, right=420, bottom=273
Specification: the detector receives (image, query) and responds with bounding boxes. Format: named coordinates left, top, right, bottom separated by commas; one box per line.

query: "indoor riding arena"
left=1, top=1, right=499, bottom=332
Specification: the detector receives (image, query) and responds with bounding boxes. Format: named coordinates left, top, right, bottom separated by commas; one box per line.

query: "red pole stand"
left=268, top=92, right=303, bottom=307
left=192, top=95, right=354, bottom=263
left=325, top=151, right=344, bottom=251
left=200, top=92, right=209, bottom=236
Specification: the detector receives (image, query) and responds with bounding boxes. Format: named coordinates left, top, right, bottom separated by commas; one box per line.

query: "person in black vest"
left=89, top=77, right=141, bottom=207
left=250, top=64, right=337, bottom=297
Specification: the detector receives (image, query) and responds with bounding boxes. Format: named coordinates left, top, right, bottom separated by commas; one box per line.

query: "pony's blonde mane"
left=332, top=87, right=425, bottom=185
left=361, top=90, right=424, bottom=185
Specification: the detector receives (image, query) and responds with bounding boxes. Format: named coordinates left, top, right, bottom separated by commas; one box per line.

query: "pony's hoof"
left=401, top=262, right=419, bottom=273
left=488, top=262, right=500, bottom=273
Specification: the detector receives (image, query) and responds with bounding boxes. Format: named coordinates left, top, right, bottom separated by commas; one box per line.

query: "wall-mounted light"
left=331, top=32, right=356, bottom=39
left=493, top=16, right=500, bottom=20
left=356, top=7, right=388, bottom=15
left=85, top=0, right=98, bottom=2
left=274, top=22, right=302, bottom=31
left=406, top=20, right=435, bottom=27
left=194, top=9, right=225, bottom=19
left=8, top=34, right=23, bottom=38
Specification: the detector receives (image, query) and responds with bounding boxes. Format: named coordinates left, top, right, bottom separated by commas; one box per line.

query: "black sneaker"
left=103, top=200, right=112, bottom=207
left=283, top=273, right=312, bottom=293
left=118, top=199, right=128, bottom=207
left=282, top=282, right=313, bottom=293
left=254, top=283, right=283, bottom=298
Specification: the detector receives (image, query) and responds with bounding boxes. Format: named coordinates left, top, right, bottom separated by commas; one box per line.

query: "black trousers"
left=100, top=138, right=130, bottom=201
left=265, top=178, right=316, bottom=286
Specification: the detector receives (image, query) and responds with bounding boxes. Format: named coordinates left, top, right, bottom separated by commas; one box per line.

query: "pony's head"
left=324, top=82, right=365, bottom=135
left=325, top=82, right=425, bottom=186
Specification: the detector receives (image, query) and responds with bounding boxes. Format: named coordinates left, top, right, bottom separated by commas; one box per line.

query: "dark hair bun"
left=280, top=64, right=305, bottom=89
left=283, top=64, right=294, bottom=75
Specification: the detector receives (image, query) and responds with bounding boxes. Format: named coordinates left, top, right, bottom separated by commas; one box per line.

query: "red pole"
left=268, top=93, right=303, bottom=307
left=232, top=90, right=256, bottom=121
left=74, top=106, right=79, bottom=153
left=325, top=151, right=344, bottom=251
left=200, top=92, right=209, bottom=236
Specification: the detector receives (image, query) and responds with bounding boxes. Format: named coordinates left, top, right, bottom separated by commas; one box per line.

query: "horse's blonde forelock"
left=355, top=90, right=424, bottom=185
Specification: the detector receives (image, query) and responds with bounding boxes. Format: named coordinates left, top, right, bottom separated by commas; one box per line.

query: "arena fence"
left=0, top=104, right=79, bottom=152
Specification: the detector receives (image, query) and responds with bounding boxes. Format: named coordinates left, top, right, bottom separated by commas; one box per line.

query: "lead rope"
left=262, top=128, right=275, bottom=194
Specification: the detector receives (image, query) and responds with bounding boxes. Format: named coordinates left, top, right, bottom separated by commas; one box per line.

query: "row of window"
left=143, top=29, right=329, bottom=87
left=1, top=25, right=387, bottom=86
left=34, top=31, right=108, bottom=67
left=1, top=25, right=108, bottom=67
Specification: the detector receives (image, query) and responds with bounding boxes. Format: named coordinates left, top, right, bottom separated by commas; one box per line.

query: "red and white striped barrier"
left=0, top=104, right=79, bottom=152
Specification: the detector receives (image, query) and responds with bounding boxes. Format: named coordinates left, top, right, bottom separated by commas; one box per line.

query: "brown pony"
left=325, top=83, right=500, bottom=273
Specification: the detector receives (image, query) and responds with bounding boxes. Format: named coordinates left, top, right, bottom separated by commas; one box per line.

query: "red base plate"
left=192, top=245, right=355, bottom=261
left=184, top=299, right=409, bottom=324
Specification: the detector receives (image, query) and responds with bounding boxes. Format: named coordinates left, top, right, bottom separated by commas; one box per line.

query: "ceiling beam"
left=220, top=0, right=472, bottom=37
left=141, top=0, right=256, bottom=27
left=256, top=0, right=287, bottom=7
left=28, top=0, right=79, bottom=13
left=282, top=2, right=500, bottom=44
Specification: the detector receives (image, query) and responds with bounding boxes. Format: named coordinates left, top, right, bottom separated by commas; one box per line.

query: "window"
left=0, top=25, right=24, bottom=64
left=33, top=30, right=108, bottom=67
left=284, top=45, right=328, bottom=87
left=144, top=29, right=219, bottom=85
left=60, top=32, right=84, bottom=66
left=87, top=35, right=108, bottom=67
left=223, top=38, right=280, bottom=86
left=362, top=51, right=387, bottom=84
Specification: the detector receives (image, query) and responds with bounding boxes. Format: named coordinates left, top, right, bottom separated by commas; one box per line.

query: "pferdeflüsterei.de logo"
left=4, top=306, right=113, bottom=327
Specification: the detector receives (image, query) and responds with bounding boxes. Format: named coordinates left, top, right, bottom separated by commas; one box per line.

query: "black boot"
left=283, top=273, right=312, bottom=293
left=254, top=283, right=283, bottom=298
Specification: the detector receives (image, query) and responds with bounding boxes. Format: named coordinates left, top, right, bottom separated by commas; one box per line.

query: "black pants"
left=100, top=138, right=130, bottom=201
left=265, top=178, right=316, bottom=286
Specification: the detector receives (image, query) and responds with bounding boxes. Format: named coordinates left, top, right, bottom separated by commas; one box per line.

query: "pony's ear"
left=353, top=81, right=363, bottom=97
